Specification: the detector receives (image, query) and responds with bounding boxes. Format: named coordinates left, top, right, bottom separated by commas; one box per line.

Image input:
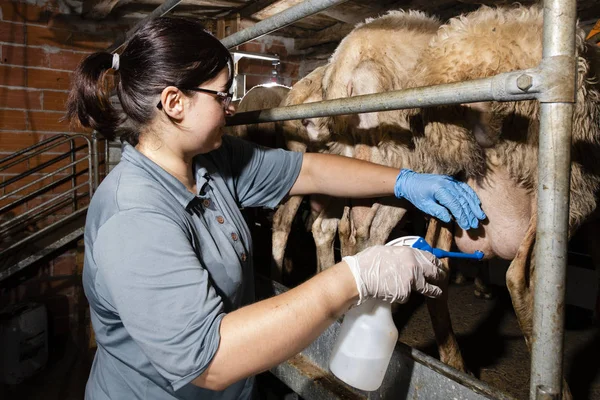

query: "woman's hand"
left=394, top=169, right=486, bottom=230
left=343, top=245, right=446, bottom=306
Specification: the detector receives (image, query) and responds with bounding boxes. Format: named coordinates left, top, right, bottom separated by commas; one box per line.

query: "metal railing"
left=221, top=2, right=576, bottom=397
left=0, top=134, right=95, bottom=281
left=90, top=0, right=577, bottom=398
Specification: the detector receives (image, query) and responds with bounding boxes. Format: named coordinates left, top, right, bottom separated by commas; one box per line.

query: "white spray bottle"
left=328, top=236, right=484, bottom=391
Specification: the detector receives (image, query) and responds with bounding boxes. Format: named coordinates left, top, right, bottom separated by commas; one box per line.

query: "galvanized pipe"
left=108, top=0, right=183, bottom=53
left=0, top=157, right=89, bottom=204
left=91, top=133, right=100, bottom=192
left=221, top=0, right=350, bottom=49
left=227, top=68, right=540, bottom=126
left=70, top=139, right=78, bottom=211
left=531, top=0, right=577, bottom=398
left=0, top=182, right=89, bottom=234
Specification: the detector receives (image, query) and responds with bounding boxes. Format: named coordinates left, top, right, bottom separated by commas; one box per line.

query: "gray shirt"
left=83, top=136, right=303, bottom=400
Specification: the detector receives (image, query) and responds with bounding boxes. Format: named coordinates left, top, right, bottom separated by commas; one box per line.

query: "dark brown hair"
left=66, top=17, right=233, bottom=145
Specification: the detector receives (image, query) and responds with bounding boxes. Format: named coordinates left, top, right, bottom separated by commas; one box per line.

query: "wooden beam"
left=237, top=0, right=283, bottom=18
left=320, top=8, right=363, bottom=25
left=295, top=22, right=352, bottom=50
left=82, top=0, right=120, bottom=19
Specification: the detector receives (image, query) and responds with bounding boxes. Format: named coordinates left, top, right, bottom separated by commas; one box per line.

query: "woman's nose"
left=225, top=103, right=236, bottom=116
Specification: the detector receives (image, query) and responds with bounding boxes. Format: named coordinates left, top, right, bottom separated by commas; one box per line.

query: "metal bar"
left=0, top=169, right=88, bottom=217
left=0, top=135, right=89, bottom=173
left=107, top=0, right=183, bottom=53
left=0, top=211, right=87, bottom=282
left=0, top=204, right=88, bottom=259
left=530, top=0, right=577, bottom=398
left=0, top=145, right=87, bottom=189
left=0, top=134, right=69, bottom=166
left=221, top=0, right=351, bottom=49
left=92, top=133, right=99, bottom=192
left=0, top=196, right=75, bottom=241
left=70, top=139, right=78, bottom=212
left=0, top=182, right=88, bottom=234
left=226, top=68, right=541, bottom=126
left=0, top=156, right=89, bottom=203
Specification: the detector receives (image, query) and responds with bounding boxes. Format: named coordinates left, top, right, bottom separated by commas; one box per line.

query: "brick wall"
left=0, top=0, right=127, bottom=350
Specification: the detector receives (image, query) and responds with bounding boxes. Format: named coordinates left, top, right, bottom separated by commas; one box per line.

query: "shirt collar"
left=121, top=142, right=197, bottom=208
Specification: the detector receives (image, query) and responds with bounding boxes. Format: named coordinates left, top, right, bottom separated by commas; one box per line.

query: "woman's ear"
left=160, top=86, right=185, bottom=120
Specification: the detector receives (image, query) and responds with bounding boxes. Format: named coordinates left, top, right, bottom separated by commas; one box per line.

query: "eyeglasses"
left=156, top=88, right=233, bottom=110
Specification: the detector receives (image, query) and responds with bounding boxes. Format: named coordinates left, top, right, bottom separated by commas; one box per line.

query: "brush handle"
left=431, top=249, right=485, bottom=260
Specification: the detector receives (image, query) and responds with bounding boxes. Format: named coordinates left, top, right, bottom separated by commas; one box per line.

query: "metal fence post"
left=531, top=0, right=577, bottom=398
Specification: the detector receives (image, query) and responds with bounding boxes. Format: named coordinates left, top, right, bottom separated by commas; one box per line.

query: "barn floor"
left=393, top=279, right=600, bottom=400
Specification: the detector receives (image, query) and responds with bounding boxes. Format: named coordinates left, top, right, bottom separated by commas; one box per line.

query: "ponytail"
left=66, top=52, right=122, bottom=141
left=67, top=17, right=234, bottom=146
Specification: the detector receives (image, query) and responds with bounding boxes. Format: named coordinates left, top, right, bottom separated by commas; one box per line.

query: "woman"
left=66, top=17, right=485, bottom=400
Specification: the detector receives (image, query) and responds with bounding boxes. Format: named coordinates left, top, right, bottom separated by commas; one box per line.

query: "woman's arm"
left=289, top=152, right=398, bottom=198
left=192, top=244, right=445, bottom=391
left=192, top=261, right=357, bottom=390
left=288, top=152, right=486, bottom=230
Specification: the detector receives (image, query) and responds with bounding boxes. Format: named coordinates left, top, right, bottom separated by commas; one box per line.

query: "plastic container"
left=329, top=235, right=483, bottom=391
left=328, top=299, right=398, bottom=391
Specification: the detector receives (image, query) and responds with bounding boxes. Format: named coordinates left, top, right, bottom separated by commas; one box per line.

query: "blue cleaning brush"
left=385, top=236, right=484, bottom=260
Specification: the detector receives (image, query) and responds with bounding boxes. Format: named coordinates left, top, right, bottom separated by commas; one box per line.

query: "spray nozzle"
left=385, top=236, right=484, bottom=260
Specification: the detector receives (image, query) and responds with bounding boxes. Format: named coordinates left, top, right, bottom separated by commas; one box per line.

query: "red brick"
left=1, top=173, right=47, bottom=198
left=0, top=131, right=50, bottom=151
left=1, top=45, right=48, bottom=67
left=0, top=87, right=42, bottom=109
left=0, top=2, right=55, bottom=24
left=27, top=68, right=71, bottom=90
left=27, top=110, right=83, bottom=132
left=42, top=90, right=69, bottom=111
left=238, top=59, right=273, bottom=75
left=280, top=62, right=299, bottom=78
left=245, top=75, right=271, bottom=89
left=0, top=64, right=27, bottom=86
left=0, top=21, right=26, bottom=44
left=52, top=254, right=77, bottom=275
left=264, top=44, right=287, bottom=57
left=0, top=65, right=71, bottom=90
left=0, top=109, right=27, bottom=129
left=26, top=25, right=113, bottom=51
left=239, top=42, right=263, bottom=53
left=48, top=50, right=87, bottom=71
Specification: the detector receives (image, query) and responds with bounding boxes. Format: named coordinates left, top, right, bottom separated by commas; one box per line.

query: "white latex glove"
left=342, top=245, right=446, bottom=306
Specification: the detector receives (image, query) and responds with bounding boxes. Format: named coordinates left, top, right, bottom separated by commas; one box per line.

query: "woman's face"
left=181, top=67, right=235, bottom=155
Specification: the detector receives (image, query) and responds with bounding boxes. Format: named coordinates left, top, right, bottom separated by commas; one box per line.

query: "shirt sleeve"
left=92, top=210, right=224, bottom=391
left=214, top=135, right=303, bottom=209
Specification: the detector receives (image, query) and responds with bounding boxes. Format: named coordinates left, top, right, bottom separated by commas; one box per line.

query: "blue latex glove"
left=394, top=169, right=486, bottom=230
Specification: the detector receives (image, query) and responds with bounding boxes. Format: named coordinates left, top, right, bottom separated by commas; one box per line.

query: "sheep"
left=271, top=65, right=355, bottom=281
left=408, top=5, right=600, bottom=398
left=322, top=10, right=441, bottom=258
left=319, top=10, right=474, bottom=374
left=225, top=83, right=290, bottom=148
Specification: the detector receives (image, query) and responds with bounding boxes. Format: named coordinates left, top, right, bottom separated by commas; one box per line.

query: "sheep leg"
left=350, top=201, right=380, bottom=253
left=367, top=204, right=409, bottom=246
left=505, top=213, right=573, bottom=400
left=338, top=206, right=355, bottom=258
left=305, top=194, right=329, bottom=232
left=271, top=195, right=304, bottom=282
left=312, top=198, right=344, bottom=271
left=424, top=218, right=467, bottom=372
